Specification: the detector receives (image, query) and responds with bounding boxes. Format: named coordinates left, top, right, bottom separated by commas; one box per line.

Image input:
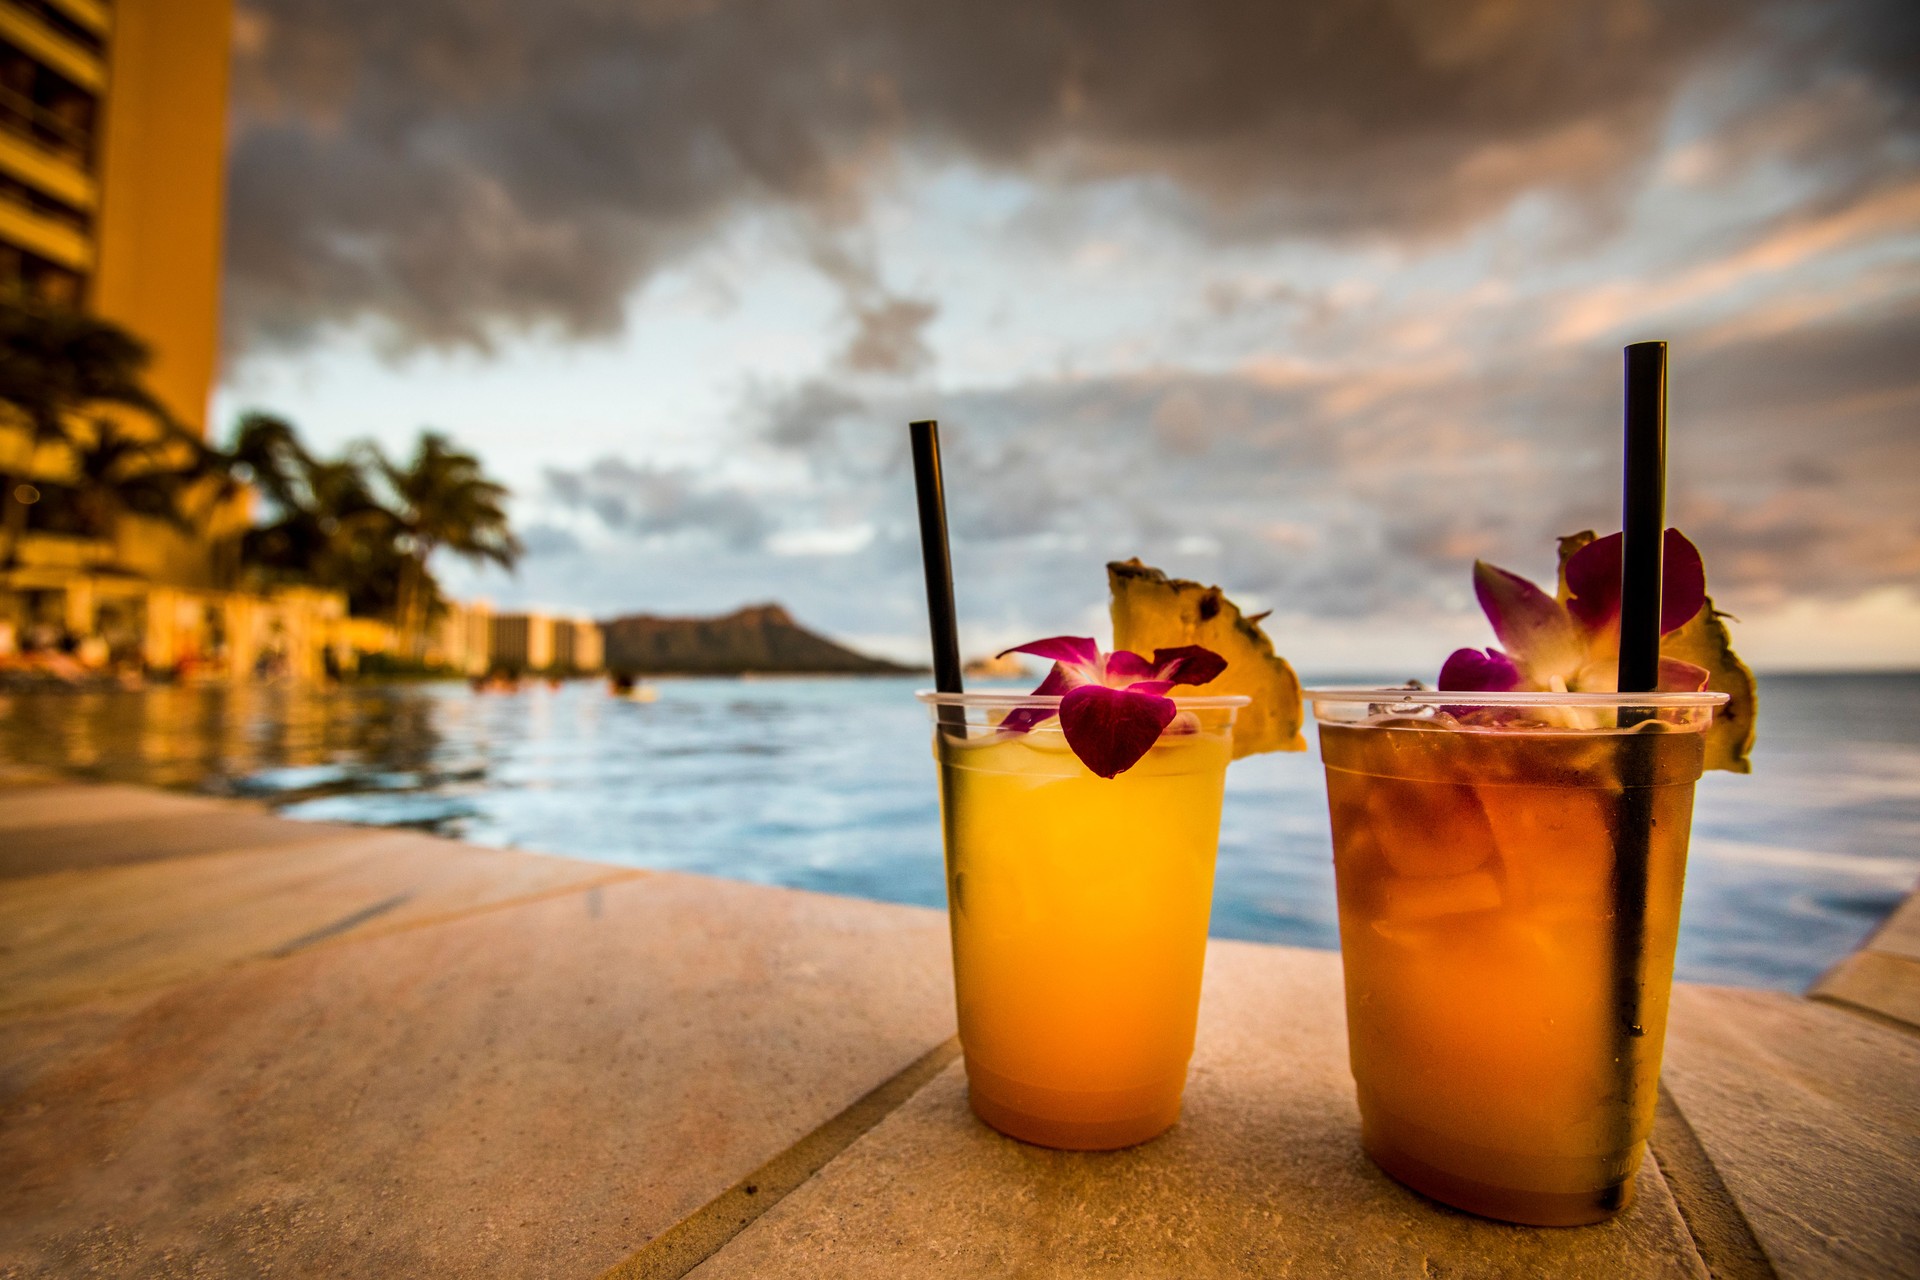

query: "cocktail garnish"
left=1107, top=559, right=1306, bottom=756
left=997, top=637, right=1226, bottom=778
left=1439, top=528, right=1757, bottom=770
left=1561, top=530, right=1757, bottom=772
left=1441, top=530, right=1709, bottom=696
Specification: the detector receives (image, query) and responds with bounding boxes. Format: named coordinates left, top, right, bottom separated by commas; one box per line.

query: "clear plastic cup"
left=1306, top=688, right=1727, bottom=1225
left=919, top=691, right=1248, bottom=1149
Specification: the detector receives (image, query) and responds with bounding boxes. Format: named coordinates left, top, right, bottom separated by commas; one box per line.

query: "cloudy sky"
left=213, top=0, right=1920, bottom=672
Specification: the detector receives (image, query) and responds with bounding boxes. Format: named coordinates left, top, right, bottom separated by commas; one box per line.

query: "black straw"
left=909, top=421, right=965, bottom=705
left=1607, top=341, right=1668, bottom=1192
left=1618, top=341, right=1667, bottom=695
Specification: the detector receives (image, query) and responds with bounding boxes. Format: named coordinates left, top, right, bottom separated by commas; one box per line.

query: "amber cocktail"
left=921, top=691, right=1246, bottom=1150
left=1310, top=689, right=1725, bottom=1225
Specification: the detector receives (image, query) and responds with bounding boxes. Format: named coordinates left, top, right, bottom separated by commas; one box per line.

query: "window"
left=0, top=39, right=98, bottom=168
left=0, top=243, right=85, bottom=304
left=9, top=2, right=106, bottom=58
left=0, top=167, right=90, bottom=234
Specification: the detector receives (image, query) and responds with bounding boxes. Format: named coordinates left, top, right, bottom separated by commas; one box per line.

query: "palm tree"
left=378, top=432, right=521, bottom=652
left=222, top=412, right=311, bottom=516
left=204, top=418, right=520, bottom=649
left=0, top=296, right=185, bottom=566
left=68, top=421, right=202, bottom=539
left=221, top=413, right=406, bottom=615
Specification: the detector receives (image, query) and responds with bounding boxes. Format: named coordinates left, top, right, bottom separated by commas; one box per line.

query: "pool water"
left=1, top=672, right=1913, bottom=991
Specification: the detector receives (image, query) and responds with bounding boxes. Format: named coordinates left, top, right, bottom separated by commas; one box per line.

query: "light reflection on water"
left=0, top=673, right=1913, bottom=992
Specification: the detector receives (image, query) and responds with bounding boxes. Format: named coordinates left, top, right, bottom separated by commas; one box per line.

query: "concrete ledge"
left=0, top=829, right=646, bottom=1016
left=0, top=871, right=955, bottom=1277
left=0, top=807, right=364, bottom=879
left=1811, top=949, right=1920, bottom=1029
left=3, top=782, right=1916, bottom=1278
left=1662, top=983, right=1920, bottom=1278
left=0, top=783, right=253, bottom=831
left=1809, top=886, right=1920, bottom=1030
left=676, top=941, right=1706, bottom=1280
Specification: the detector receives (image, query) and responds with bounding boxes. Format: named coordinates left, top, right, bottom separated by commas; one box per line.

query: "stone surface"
left=1808, top=882, right=1920, bottom=1029
left=688, top=941, right=1707, bottom=1280
left=0, top=782, right=243, bottom=829
left=0, top=872, right=956, bottom=1279
left=5, top=781, right=1915, bottom=1280
left=1662, top=982, right=1920, bottom=1278
left=1863, top=887, right=1920, bottom=963
left=0, top=807, right=360, bottom=879
left=0, top=829, right=643, bottom=1016
left=1810, top=949, right=1920, bottom=1030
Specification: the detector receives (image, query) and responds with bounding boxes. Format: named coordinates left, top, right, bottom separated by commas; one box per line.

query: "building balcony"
left=34, top=0, right=107, bottom=42
left=0, top=1, right=106, bottom=93
left=0, top=123, right=93, bottom=210
left=8, top=528, right=113, bottom=569
left=0, top=186, right=89, bottom=270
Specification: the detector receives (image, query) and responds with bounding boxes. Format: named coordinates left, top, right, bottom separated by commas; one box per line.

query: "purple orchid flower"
left=1440, top=529, right=1712, bottom=695
left=998, top=636, right=1227, bottom=779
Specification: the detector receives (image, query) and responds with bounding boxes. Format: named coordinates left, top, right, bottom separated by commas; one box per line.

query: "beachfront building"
left=551, top=615, right=604, bottom=674
left=489, top=612, right=551, bottom=676
left=429, top=599, right=494, bottom=676
left=0, top=0, right=356, bottom=681
left=0, top=0, right=232, bottom=431
left=482, top=611, right=603, bottom=677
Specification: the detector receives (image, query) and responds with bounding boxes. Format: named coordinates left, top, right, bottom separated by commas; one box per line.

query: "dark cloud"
left=544, top=457, right=768, bottom=549
left=841, top=296, right=938, bottom=376
left=1667, top=304, right=1920, bottom=603
left=462, top=278, right=1917, bottom=656
left=226, top=0, right=1913, bottom=352
left=802, top=231, right=939, bottom=375
left=516, top=522, right=584, bottom=557
left=755, top=379, right=867, bottom=450
left=736, top=282, right=1920, bottom=631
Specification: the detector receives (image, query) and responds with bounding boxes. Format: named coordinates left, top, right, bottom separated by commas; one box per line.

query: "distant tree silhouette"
left=377, top=431, right=521, bottom=652
left=211, top=418, right=520, bottom=639
left=0, top=295, right=191, bottom=566
left=216, top=413, right=405, bottom=617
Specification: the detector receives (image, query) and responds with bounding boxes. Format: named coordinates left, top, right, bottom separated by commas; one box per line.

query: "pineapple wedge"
left=1108, top=558, right=1306, bottom=757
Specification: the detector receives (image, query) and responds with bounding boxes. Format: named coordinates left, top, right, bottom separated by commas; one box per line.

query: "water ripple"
left=1, top=672, right=1913, bottom=992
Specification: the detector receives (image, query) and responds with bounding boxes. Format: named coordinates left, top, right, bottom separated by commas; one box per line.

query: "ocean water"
left=1, top=673, right=1913, bottom=992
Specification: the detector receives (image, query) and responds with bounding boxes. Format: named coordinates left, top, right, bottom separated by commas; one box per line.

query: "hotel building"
left=0, top=4, right=589, bottom=685
left=0, top=0, right=354, bottom=680
left=1, top=0, right=230, bottom=428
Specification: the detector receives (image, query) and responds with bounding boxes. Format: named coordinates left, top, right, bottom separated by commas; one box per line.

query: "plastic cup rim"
left=915, top=689, right=1252, bottom=709
left=1302, top=686, right=1729, bottom=708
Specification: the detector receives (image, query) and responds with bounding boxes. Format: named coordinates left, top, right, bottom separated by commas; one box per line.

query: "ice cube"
left=1371, top=869, right=1503, bottom=941
left=1363, top=776, right=1502, bottom=878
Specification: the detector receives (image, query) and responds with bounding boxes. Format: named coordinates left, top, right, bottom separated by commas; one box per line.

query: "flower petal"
left=1439, top=648, right=1524, bottom=692
left=1058, top=684, right=1178, bottom=778
left=1565, top=530, right=1707, bottom=636
left=1103, top=649, right=1157, bottom=683
left=1473, top=561, right=1585, bottom=681
left=998, top=636, right=1101, bottom=673
left=1000, top=663, right=1076, bottom=733
left=1563, top=533, right=1621, bottom=634
left=996, top=636, right=1226, bottom=754
left=1660, top=530, right=1706, bottom=634
left=1148, top=644, right=1228, bottom=687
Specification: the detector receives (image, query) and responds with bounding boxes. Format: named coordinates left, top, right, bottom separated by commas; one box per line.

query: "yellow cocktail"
left=923, top=693, right=1244, bottom=1149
